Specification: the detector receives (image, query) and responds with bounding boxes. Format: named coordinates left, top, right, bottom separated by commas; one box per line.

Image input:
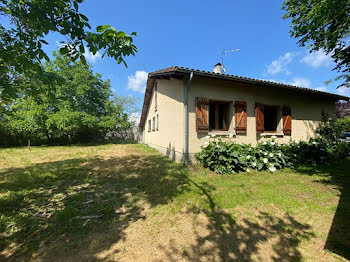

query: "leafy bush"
left=196, top=137, right=350, bottom=175
left=336, top=116, right=350, bottom=132
left=195, top=139, right=247, bottom=174
left=283, top=138, right=350, bottom=165
left=196, top=137, right=291, bottom=174
left=316, top=113, right=343, bottom=142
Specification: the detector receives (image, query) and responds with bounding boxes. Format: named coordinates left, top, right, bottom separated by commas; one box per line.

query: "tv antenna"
left=221, top=49, right=240, bottom=73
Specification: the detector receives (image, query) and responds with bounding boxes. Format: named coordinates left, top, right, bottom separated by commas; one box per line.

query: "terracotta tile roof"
left=139, top=66, right=349, bottom=129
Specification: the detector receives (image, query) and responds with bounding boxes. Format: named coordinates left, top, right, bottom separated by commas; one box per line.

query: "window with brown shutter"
left=235, top=101, right=247, bottom=134
left=209, top=101, right=230, bottom=131
left=196, top=97, right=209, bottom=132
left=255, top=103, right=264, bottom=133
left=282, top=106, right=292, bottom=135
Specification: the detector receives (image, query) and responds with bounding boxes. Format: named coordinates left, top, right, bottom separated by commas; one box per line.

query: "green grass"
left=0, top=143, right=349, bottom=261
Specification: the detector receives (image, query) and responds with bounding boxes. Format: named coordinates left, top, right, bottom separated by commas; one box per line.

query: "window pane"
left=264, top=106, right=277, bottom=131
left=209, top=103, right=216, bottom=129
left=218, top=104, right=226, bottom=130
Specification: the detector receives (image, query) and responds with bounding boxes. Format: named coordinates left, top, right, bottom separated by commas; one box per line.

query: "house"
left=139, top=66, right=349, bottom=163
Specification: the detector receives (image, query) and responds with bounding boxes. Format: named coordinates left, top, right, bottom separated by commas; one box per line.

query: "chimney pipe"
left=213, top=63, right=222, bottom=74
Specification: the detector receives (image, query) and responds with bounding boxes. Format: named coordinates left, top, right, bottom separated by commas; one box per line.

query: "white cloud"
left=84, top=47, right=101, bottom=64
left=127, top=71, right=148, bottom=93
left=55, top=42, right=102, bottom=63
left=337, top=86, right=350, bottom=96
left=289, top=77, right=312, bottom=88
left=261, top=78, right=280, bottom=83
left=300, top=50, right=332, bottom=68
left=315, top=86, right=327, bottom=92
left=267, top=52, right=294, bottom=75
left=128, top=112, right=141, bottom=124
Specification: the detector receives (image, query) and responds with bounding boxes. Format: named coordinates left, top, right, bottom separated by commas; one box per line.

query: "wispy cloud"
left=84, top=47, right=101, bottom=64
left=300, top=50, right=332, bottom=68
left=56, top=41, right=102, bottom=64
left=267, top=52, right=294, bottom=75
left=288, top=77, right=312, bottom=88
left=127, top=71, right=148, bottom=93
left=337, top=86, right=350, bottom=96
left=315, top=86, right=327, bottom=92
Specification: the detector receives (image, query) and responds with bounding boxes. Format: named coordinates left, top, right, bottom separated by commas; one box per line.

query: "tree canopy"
left=0, top=0, right=137, bottom=101
left=0, top=53, right=138, bottom=146
left=282, top=0, right=350, bottom=88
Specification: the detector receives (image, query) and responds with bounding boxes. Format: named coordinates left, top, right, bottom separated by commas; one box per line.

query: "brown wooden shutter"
left=235, top=101, right=247, bottom=134
left=282, top=106, right=292, bottom=135
left=196, top=97, right=209, bottom=133
left=255, top=103, right=264, bottom=133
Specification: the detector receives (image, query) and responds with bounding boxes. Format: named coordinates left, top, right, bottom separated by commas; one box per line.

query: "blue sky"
left=43, top=0, right=349, bottom=117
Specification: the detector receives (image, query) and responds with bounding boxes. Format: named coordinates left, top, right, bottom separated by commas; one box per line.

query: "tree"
left=335, top=101, right=350, bottom=118
left=1, top=52, right=138, bottom=146
left=5, top=96, right=47, bottom=144
left=282, top=0, right=350, bottom=88
left=0, top=0, right=137, bottom=101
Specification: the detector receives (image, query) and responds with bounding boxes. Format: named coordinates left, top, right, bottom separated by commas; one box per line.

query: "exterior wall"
left=143, top=79, right=185, bottom=162
left=142, top=76, right=336, bottom=163
left=187, top=77, right=335, bottom=160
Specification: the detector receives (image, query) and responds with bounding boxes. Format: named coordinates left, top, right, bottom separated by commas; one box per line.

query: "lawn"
left=0, top=142, right=349, bottom=261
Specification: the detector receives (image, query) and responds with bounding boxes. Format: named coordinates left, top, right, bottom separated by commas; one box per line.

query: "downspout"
left=184, top=72, right=194, bottom=165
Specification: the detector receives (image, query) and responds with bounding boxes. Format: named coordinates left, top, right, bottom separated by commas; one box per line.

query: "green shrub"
left=283, top=138, right=350, bottom=165
left=336, top=116, right=350, bottom=132
left=195, top=138, right=291, bottom=174
left=316, top=113, right=342, bottom=142
left=196, top=137, right=350, bottom=175
left=195, top=139, right=248, bottom=174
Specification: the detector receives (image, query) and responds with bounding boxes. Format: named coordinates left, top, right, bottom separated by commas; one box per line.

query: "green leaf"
left=79, top=14, right=88, bottom=21
left=80, top=55, right=87, bottom=64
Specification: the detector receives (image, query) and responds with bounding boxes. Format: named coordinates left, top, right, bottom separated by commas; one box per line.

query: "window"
left=148, top=119, right=151, bottom=132
left=255, top=103, right=288, bottom=133
left=152, top=116, right=155, bottom=131
left=196, top=97, right=231, bottom=132
left=154, top=82, right=157, bottom=112
left=156, top=114, right=159, bottom=131
left=264, top=105, right=278, bottom=132
left=209, top=101, right=230, bottom=131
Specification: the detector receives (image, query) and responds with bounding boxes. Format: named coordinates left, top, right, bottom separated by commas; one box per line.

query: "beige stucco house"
left=139, top=66, right=349, bottom=163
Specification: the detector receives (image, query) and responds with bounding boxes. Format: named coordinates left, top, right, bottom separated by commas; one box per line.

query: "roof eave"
left=139, top=66, right=349, bottom=130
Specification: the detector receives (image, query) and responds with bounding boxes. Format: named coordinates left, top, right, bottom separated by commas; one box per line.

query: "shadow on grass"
left=294, top=158, right=350, bottom=260
left=158, top=178, right=314, bottom=261
left=74, top=139, right=139, bottom=147
left=0, top=151, right=315, bottom=261
left=0, top=153, right=189, bottom=261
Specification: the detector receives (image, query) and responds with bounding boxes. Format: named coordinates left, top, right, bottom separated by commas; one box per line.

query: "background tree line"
left=0, top=53, right=138, bottom=147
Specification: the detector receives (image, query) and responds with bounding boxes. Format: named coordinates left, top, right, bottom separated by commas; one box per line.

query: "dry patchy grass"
left=0, top=143, right=349, bottom=261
